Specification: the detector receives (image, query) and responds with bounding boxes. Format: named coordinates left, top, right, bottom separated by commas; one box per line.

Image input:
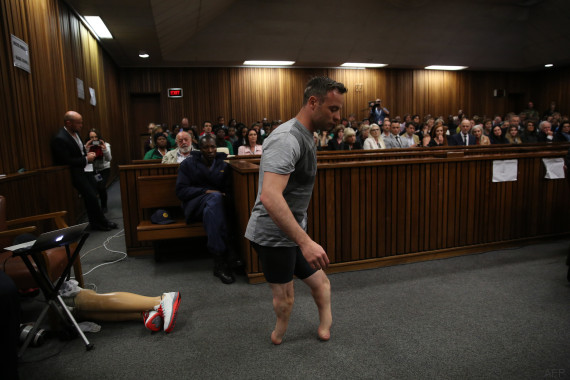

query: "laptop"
left=5, top=223, right=89, bottom=254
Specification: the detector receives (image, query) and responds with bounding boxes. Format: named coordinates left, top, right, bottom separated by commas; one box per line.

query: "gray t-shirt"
left=245, top=118, right=317, bottom=247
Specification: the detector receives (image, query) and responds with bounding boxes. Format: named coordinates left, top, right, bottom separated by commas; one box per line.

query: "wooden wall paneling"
left=316, top=171, right=327, bottom=255
left=465, top=161, right=476, bottom=245
left=492, top=168, right=506, bottom=242
left=327, top=68, right=368, bottom=121
left=417, top=162, right=424, bottom=251
left=425, top=162, right=435, bottom=251
left=339, top=168, right=350, bottom=262
left=334, top=168, right=343, bottom=261
left=529, top=157, right=540, bottom=236
left=0, top=0, right=15, bottom=174
left=3, top=0, right=31, bottom=173
left=29, top=0, right=65, bottom=168
left=510, top=169, right=522, bottom=240
left=481, top=160, right=490, bottom=244
left=358, top=167, right=367, bottom=259
left=440, top=162, right=448, bottom=249
left=542, top=173, right=555, bottom=236
left=470, top=161, right=481, bottom=244
left=375, top=166, right=384, bottom=256
left=163, top=68, right=183, bottom=126
left=522, top=157, right=534, bottom=238
left=447, top=162, right=454, bottom=247
left=349, top=167, right=360, bottom=261
left=246, top=173, right=259, bottom=273
left=429, top=162, right=437, bottom=250
left=324, top=169, right=336, bottom=261
left=410, top=163, right=420, bottom=253
left=398, top=165, right=408, bottom=253
left=385, top=69, right=414, bottom=119
left=428, top=162, right=439, bottom=251
left=392, top=165, right=401, bottom=255
left=364, top=166, right=371, bottom=260
left=230, top=166, right=251, bottom=272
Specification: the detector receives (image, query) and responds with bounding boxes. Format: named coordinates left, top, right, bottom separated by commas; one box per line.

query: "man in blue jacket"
left=175, top=135, right=237, bottom=284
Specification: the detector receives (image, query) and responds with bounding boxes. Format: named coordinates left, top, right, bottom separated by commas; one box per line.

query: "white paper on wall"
left=76, top=78, right=85, bottom=99
left=89, top=87, right=96, bottom=106
left=492, top=159, right=518, bottom=182
left=542, top=158, right=565, bottom=179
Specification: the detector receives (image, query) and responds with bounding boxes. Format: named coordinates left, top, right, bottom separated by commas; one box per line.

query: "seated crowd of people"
left=318, top=101, right=569, bottom=151
left=143, top=100, right=569, bottom=164
left=143, top=116, right=279, bottom=162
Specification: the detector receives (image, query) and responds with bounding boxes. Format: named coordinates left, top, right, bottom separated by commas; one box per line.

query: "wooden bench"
left=136, top=175, right=206, bottom=243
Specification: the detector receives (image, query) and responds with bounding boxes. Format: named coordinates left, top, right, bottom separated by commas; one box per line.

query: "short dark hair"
left=203, top=121, right=212, bottom=128
left=302, top=77, right=347, bottom=105
left=199, top=134, right=216, bottom=147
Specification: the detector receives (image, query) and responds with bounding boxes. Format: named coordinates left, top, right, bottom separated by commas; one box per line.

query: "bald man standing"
left=51, top=111, right=118, bottom=231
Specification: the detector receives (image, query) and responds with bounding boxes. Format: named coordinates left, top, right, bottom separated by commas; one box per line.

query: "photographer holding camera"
left=85, top=129, right=112, bottom=213
left=368, top=98, right=390, bottom=125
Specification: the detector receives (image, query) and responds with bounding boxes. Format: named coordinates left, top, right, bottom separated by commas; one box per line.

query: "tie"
left=395, top=135, right=401, bottom=147
left=463, top=134, right=468, bottom=146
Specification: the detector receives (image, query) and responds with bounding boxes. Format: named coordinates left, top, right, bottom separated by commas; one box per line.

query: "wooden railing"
left=0, top=167, right=81, bottom=231
left=231, top=143, right=570, bottom=283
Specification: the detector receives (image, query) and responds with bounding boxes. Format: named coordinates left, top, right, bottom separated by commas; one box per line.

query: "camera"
left=20, top=323, right=46, bottom=347
left=92, top=140, right=100, bottom=146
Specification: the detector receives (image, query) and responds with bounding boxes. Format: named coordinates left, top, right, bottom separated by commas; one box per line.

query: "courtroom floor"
left=17, top=180, right=570, bottom=380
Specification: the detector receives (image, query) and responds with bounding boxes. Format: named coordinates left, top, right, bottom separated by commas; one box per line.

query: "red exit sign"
left=168, top=88, right=183, bottom=98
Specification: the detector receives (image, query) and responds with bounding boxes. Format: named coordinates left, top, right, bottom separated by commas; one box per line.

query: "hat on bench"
left=151, top=209, right=175, bottom=225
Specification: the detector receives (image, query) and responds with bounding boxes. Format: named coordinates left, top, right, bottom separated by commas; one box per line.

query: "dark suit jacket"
left=51, top=127, right=89, bottom=185
left=176, top=151, right=231, bottom=223
left=449, top=133, right=476, bottom=146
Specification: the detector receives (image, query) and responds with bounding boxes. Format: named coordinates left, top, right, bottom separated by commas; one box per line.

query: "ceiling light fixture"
left=341, top=63, right=387, bottom=68
left=139, top=51, right=150, bottom=58
left=243, top=60, right=295, bottom=66
left=545, top=63, right=554, bottom=68
left=425, top=65, right=468, bottom=71
left=84, top=16, right=113, bottom=39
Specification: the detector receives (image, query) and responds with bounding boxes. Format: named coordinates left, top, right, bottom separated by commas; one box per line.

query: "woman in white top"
left=363, top=123, right=386, bottom=150
left=237, top=128, right=263, bottom=155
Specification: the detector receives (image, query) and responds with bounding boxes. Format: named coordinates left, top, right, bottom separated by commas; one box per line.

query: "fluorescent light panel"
left=341, top=62, right=387, bottom=68
left=139, top=51, right=150, bottom=58
left=243, top=60, right=295, bottom=66
left=425, top=65, right=467, bottom=71
left=84, top=16, right=113, bottom=39
left=545, top=63, right=554, bottom=67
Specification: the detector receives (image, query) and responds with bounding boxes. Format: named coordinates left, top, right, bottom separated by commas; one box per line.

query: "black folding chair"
left=10, top=231, right=94, bottom=357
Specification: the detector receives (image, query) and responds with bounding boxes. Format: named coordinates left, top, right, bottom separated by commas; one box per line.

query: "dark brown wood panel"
left=229, top=144, right=569, bottom=283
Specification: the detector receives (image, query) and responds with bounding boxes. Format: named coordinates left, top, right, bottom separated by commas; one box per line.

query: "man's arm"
left=175, top=161, right=208, bottom=201
left=259, top=172, right=329, bottom=270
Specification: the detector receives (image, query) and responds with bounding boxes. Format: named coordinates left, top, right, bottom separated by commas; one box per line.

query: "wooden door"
left=131, top=94, right=161, bottom=160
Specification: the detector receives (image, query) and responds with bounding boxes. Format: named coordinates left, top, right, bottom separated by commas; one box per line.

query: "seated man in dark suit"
left=51, top=111, right=118, bottom=231
left=175, top=135, right=241, bottom=284
left=449, top=119, right=476, bottom=146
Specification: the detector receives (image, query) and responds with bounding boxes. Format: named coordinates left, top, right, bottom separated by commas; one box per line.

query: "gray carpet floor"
left=17, top=181, right=570, bottom=380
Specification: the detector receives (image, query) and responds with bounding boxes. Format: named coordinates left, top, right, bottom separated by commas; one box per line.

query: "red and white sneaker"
left=143, top=310, right=163, bottom=332
left=158, top=292, right=181, bottom=333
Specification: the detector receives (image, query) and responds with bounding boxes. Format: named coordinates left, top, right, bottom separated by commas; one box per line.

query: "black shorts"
left=251, top=243, right=316, bottom=284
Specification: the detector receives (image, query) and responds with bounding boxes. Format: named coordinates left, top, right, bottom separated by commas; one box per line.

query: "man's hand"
left=86, top=152, right=96, bottom=162
left=205, top=190, right=225, bottom=196
left=299, top=239, right=329, bottom=270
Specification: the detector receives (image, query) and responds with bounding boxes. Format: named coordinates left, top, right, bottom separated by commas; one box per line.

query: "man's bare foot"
left=318, top=326, right=331, bottom=341
left=271, top=330, right=284, bottom=345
